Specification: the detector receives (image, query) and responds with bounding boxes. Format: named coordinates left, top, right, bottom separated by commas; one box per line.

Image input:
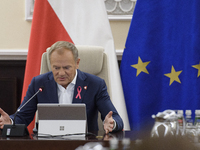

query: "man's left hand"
left=104, top=111, right=115, bottom=134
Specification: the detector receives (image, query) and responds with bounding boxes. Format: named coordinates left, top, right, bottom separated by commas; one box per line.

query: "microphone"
left=2, top=86, right=44, bottom=137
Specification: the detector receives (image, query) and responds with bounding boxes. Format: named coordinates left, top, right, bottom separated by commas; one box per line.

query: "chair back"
left=40, top=45, right=110, bottom=95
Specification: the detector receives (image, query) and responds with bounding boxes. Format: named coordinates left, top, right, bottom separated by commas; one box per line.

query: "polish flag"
left=22, top=0, right=130, bottom=133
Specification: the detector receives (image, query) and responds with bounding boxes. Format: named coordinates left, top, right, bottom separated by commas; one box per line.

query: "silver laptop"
left=37, top=103, right=87, bottom=137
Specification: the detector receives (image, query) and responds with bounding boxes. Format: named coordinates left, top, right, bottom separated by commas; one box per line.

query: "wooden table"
left=0, top=130, right=144, bottom=150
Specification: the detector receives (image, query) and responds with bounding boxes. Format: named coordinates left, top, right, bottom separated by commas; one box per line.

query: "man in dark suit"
left=0, top=41, right=123, bottom=133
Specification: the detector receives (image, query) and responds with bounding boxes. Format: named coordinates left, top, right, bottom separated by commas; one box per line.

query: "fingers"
left=105, top=124, right=113, bottom=134
left=0, top=108, right=6, bottom=116
left=104, top=111, right=115, bottom=134
left=106, top=111, right=113, bottom=118
left=104, top=113, right=114, bottom=134
left=0, top=123, right=4, bottom=129
left=105, top=129, right=109, bottom=134
left=0, top=116, right=3, bottom=129
left=0, top=109, right=3, bottom=129
left=0, top=108, right=11, bottom=129
left=0, top=108, right=4, bottom=115
left=105, top=125, right=113, bottom=134
left=0, top=108, right=9, bottom=119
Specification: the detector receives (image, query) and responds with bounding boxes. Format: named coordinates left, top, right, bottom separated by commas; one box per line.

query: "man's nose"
left=58, top=68, right=65, bottom=75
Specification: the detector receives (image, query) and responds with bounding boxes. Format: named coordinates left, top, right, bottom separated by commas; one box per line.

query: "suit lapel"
left=44, top=73, right=58, bottom=103
left=73, top=70, right=88, bottom=103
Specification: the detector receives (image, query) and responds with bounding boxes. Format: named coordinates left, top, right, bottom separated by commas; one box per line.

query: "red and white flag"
left=22, top=0, right=130, bottom=133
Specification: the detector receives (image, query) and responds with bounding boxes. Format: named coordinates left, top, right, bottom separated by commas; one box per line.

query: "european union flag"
left=120, top=0, right=200, bottom=131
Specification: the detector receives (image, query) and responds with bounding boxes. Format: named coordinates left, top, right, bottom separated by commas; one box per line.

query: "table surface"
left=0, top=129, right=147, bottom=150
left=1, top=129, right=200, bottom=150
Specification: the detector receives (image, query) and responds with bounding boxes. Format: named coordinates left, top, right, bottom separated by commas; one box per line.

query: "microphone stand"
left=2, top=87, right=43, bottom=137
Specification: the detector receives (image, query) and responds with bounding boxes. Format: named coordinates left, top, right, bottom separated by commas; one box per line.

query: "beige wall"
left=110, top=21, right=130, bottom=50
left=0, top=0, right=130, bottom=51
left=0, top=0, right=32, bottom=49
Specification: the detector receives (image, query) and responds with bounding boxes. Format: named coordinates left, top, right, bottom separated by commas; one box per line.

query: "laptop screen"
left=37, top=103, right=87, bottom=137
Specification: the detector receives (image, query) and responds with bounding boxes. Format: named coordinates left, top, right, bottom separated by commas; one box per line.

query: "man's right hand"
left=0, top=108, right=11, bottom=129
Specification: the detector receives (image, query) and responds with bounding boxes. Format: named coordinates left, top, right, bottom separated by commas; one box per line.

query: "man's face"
left=50, top=48, right=80, bottom=88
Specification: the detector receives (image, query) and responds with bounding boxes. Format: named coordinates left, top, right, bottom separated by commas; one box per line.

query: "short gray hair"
left=49, top=41, right=78, bottom=61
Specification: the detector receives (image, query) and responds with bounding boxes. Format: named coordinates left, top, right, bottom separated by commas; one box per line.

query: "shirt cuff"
left=113, top=119, right=117, bottom=130
left=10, top=118, right=13, bottom=124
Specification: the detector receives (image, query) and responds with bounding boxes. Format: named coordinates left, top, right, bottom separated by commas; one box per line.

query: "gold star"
left=131, top=56, right=150, bottom=77
left=164, top=65, right=182, bottom=86
left=192, top=62, right=200, bottom=77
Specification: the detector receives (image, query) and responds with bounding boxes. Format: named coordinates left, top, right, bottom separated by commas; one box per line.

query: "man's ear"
left=76, top=58, right=80, bottom=69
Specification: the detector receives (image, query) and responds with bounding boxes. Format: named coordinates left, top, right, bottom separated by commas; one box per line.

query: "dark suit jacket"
left=10, top=69, right=123, bottom=132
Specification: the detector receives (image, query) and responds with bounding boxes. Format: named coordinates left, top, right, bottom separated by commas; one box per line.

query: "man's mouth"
left=58, top=77, right=66, bottom=81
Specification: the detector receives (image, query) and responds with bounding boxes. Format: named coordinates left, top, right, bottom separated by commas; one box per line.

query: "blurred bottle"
left=185, top=110, right=196, bottom=141
left=195, top=110, right=200, bottom=127
left=177, top=110, right=185, bottom=135
left=195, top=110, right=200, bottom=141
left=109, top=138, right=118, bottom=150
left=122, top=138, right=131, bottom=150
left=177, top=110, right=184, bottom=127
left=185, top=110, right=193, bottom=128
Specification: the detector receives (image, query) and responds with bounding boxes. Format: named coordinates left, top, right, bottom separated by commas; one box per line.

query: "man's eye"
left=64, top=67, right=70, bottom=70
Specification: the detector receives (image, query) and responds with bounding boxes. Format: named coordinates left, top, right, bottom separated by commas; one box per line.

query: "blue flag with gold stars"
left=120, top=0, right=200, bottom=131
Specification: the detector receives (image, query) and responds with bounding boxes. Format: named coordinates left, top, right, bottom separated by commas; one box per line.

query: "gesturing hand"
left=0, top=108, right=11, bottom=129
left=104, top=111, right=115, bottom=134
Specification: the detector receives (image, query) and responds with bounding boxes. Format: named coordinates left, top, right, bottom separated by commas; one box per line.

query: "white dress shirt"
left=57, top=70, right=77, bottom=104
